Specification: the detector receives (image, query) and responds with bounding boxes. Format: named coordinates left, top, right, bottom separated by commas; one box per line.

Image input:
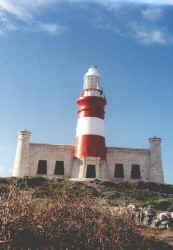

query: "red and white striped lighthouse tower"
left=74, top=66, right=107, bottom=178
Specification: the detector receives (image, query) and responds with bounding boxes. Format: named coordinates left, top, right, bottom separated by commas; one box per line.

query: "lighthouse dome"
left=83, top=66, right=102, bottom=96
left=84, top=66, right=101, bottom=79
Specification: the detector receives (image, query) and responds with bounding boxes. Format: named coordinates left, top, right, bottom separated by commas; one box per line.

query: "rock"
left=160, top=220, right=169, bottom=225
left=109, top=206, right=119, bottom=215
left=144, top=206, right=156, bottom=216
left=112, top=203, right=173, bottom=230
left=127, top=204, right=136, bottom=211
left=152, top=219, right=160, bottom=228
left=157, top=212, right=170, bottom=221
left=158, top=224, right=168, bottom=230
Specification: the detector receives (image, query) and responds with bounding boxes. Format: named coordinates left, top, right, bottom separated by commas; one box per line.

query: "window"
left=131, top=165, right=141, bottom=179
left=114, top=164, right=124, bottom=178
left=37, top=160, right=47, bottom=175
left=86, top=165, right=96, bottom=178
left=54, top=161, right=64, bottom=176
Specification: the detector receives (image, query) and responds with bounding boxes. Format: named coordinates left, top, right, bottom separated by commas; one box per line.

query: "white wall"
left=106, top=147, right=150, bottom=181
left=13, top=141, right=164, bottom=183
left=29, top=143, right=74, bottom=177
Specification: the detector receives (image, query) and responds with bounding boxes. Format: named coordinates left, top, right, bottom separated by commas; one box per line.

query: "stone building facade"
left=13, top=67, right=164, bottom=183
left=12, top=131, right=164, bottom=183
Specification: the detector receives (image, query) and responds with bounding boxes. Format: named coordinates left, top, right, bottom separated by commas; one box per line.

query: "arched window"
left=114, top=164, right=124, bottom=178
left=54, top=161, right=64, bottom=175
left=37, top=160, right=47, bottom=175
left=131, top=165, right=141, bottom=179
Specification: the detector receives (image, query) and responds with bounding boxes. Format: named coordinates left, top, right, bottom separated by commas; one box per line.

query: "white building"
left=13, top=67, right=164, bottom=183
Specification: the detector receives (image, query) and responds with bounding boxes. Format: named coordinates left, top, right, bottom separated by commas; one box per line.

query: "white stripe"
left=76, top=117, right=104, bottom=137
left=83, top=90, right=101, bottom=97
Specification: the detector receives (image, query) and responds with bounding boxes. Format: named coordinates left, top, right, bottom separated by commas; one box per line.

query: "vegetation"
left=0, top=177, right=172, bottom=249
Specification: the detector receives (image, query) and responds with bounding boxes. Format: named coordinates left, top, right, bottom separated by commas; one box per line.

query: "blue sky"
left=0, top=0, right=173, bottom=183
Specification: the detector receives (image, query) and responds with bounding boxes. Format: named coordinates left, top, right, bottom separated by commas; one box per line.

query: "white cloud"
left=0, top=11, right=18, bottom=36
left=0, top=0, right=171, bottom=22
left=0, top=0, right=57, bottom=19
left=91, top=1, right=172, bottom=46
left=139, top=30, right=166, bottom=44
left=0, top=0, right=67, bottom=36
left=0, top=0, right=172, bottom=40
left=0, top=0, right=25, bottom=19
left=131, top=23, right=172, bottom=44
left=134, top=0, right=173, bottom=5
left=94, top=0, right=124, bottom=11
left=142, top=8, right=163, bottom=21
left=39, top=23, right=66, bottom=35
left=69, top=0, right=173, bottom=6
left=0, top=0, right=173, bottom=20
left=0, top=12, right=18, bottom=33
left=0, top=0, right=172, bottom=20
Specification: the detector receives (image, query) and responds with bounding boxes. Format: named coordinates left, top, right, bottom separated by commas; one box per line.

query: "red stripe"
left=78, top=109, right=104, bottom=119
left=74, top=135, right=106, bottom=160
left=77, top=96, right=106, bottom=119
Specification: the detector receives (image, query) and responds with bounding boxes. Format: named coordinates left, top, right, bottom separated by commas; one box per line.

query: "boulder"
left=157, top=212, right=170, bottom=221
left=112, top=203, right=173, bottom=230
left=158, top=224, right=168, bottom=230
left=160, top=220, right=169, bottom=225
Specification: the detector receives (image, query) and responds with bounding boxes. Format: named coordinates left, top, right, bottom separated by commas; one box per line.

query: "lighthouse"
left=74, top=66, right=107, bottom=179
left=13, top=66, right=164, bottom=183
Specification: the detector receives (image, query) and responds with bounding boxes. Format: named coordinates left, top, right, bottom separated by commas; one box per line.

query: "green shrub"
left=168, top=204, right=173, bottom=212
left=15, top=176, right=48, bottom=189
left=151, top=199, right=173, bottom=210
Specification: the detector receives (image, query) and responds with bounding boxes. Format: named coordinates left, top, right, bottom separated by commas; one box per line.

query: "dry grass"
left=0, top=182, right=172, bottom=249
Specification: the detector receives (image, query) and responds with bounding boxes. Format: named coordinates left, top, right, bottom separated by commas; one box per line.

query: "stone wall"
left=28, top=143, right=74, bottom=178
left=13, top=131, right=164, bottom=183
left=149, top=138, right=164, bottom=183
left=106, top=147, right=150, bottom=182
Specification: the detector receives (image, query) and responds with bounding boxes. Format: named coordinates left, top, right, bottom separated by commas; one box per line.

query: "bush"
left=0, top=185, right=139, bottom=249
left=151, top=199, right=173, bottom=211
left=168, top=204, right=173, bottom=212
left=0, top=181, right=172, bottom=249
left=0, top=177, right=10, bottom=184
left=16, top=176, right=48, bottom=188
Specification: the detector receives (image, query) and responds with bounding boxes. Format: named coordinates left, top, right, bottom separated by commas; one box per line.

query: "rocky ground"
left=110, top=203, right=173, bottom=229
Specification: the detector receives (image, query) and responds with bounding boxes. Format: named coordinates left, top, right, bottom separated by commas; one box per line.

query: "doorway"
left=86, top=165, right=96, bottom=178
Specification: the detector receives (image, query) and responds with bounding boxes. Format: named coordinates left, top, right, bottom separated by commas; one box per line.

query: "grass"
left=1, top=177, right=173, bottom=209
